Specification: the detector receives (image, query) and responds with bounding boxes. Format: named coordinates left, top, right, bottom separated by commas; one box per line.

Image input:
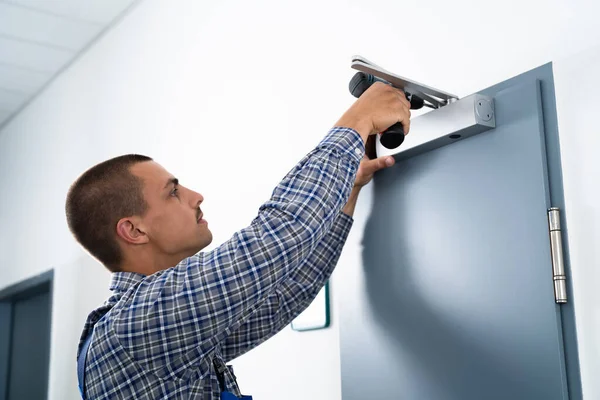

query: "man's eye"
left=170, top=188, right=179, bottom=197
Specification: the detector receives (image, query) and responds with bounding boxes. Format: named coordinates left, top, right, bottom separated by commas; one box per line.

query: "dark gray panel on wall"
left=0, top=303, right=11, bottom=400
left=7, top=289, right=51, bottom=400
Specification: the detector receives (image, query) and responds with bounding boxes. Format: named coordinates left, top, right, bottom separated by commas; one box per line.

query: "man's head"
left=65, top=155, right=212, bottom=274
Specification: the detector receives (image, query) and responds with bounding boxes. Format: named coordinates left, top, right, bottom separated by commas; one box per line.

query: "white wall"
left=553, top=50, right=600, bottom=400
left=0, top=0, right=599, bottom=399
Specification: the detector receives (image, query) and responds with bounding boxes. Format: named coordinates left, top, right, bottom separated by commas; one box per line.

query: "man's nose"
left=191, top=190, right=204, bottom=206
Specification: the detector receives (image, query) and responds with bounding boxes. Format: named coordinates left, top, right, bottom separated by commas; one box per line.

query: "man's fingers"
left=391, top=93, right=411, bottom=135
left=400, top=103, right=411, bottom=135
left=363, top=155, right=395, bottom=174
left=394, top=88, right=410, bottom=109
left=402, top=116, right=411, bottom=135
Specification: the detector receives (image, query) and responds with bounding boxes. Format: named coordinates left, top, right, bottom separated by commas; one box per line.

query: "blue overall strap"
left=77, top=307, right=112, bottom=399
left=221, top=392, right=253, bottom=400
left=77, top=329, right=94, bottom=399
left=215, top=358, right=253, bottom=400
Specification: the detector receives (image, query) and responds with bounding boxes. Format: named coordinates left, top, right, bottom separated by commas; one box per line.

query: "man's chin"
left=183, top=240, right=211, bottom=259
left=203, top=234, right=213, bottom=248
left=196, top=232, right=213, bottom=251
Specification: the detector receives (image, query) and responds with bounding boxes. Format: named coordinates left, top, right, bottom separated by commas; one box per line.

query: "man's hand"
left=354, top=154, right=395, bottom=188
left=342, top=152, right=396, bottom=217
left=335, top=81, right=411, bottom=142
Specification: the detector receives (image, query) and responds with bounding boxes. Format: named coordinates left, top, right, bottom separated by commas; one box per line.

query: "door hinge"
left=548, top=207, right=567, bottom=303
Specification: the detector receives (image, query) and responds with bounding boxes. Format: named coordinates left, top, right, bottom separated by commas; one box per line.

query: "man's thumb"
left=379, top=156, right=395, bottom=169
left=367, top=156, right=395, bottom=173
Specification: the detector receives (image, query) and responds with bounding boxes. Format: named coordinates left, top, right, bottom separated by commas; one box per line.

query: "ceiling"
left=0, top=0, right=140, bottom=129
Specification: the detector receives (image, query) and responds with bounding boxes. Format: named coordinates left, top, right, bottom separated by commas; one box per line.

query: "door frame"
left=479, top=63, right=582, bottom=399
left=0, top=269, right=54, bottom=400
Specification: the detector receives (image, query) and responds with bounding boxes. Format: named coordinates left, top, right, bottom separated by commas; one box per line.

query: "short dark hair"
left=65, top=154, right=153, bottom=272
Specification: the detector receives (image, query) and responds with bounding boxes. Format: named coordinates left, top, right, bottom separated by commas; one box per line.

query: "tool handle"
left=379, top=122, right=405, bottom=149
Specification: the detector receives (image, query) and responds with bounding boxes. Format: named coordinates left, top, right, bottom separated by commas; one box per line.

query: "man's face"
left=131, top=161, right=212, bottom=261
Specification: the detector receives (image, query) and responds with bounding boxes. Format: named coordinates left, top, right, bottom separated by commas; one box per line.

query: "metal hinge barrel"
left=548, top=207, right=567, bottom=303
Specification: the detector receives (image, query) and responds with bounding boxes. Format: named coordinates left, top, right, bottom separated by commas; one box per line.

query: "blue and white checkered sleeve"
left=112, top=127, right=364, bottom=375
left=221, top=211, right=353, bottom=362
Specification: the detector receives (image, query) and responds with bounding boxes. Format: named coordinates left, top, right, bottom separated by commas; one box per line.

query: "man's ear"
left=116, top=217, right=149, bottom=245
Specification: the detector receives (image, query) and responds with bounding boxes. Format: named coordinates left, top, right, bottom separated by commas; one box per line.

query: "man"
left=67, top=81, right=411, bottom=399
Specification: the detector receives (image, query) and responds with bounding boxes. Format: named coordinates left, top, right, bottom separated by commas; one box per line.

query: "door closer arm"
left=351, top=55, right=459, bottom=109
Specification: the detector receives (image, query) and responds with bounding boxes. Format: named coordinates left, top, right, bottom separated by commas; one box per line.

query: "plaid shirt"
left=77, top=127, right=364, bottom=399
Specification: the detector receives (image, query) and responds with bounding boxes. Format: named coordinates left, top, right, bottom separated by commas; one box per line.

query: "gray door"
left=0, top=274, right=52, bottom=400
left=338, top=65, right=580, bottom=399
left=7, top=290, right=51, bottom=400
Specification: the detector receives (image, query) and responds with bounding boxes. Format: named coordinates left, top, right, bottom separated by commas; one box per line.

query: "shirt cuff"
left=317, top=127, right=365, bottom=164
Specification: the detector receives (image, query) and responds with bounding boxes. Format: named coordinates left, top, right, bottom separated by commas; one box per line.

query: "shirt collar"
left=109, top=271, right=146, bottom=292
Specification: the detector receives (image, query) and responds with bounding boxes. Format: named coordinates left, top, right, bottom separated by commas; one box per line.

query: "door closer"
left=349, top=55, right=496, bottom=160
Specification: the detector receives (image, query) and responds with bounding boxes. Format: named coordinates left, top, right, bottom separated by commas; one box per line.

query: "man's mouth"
left=197, top=212, right=207, bottom=224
